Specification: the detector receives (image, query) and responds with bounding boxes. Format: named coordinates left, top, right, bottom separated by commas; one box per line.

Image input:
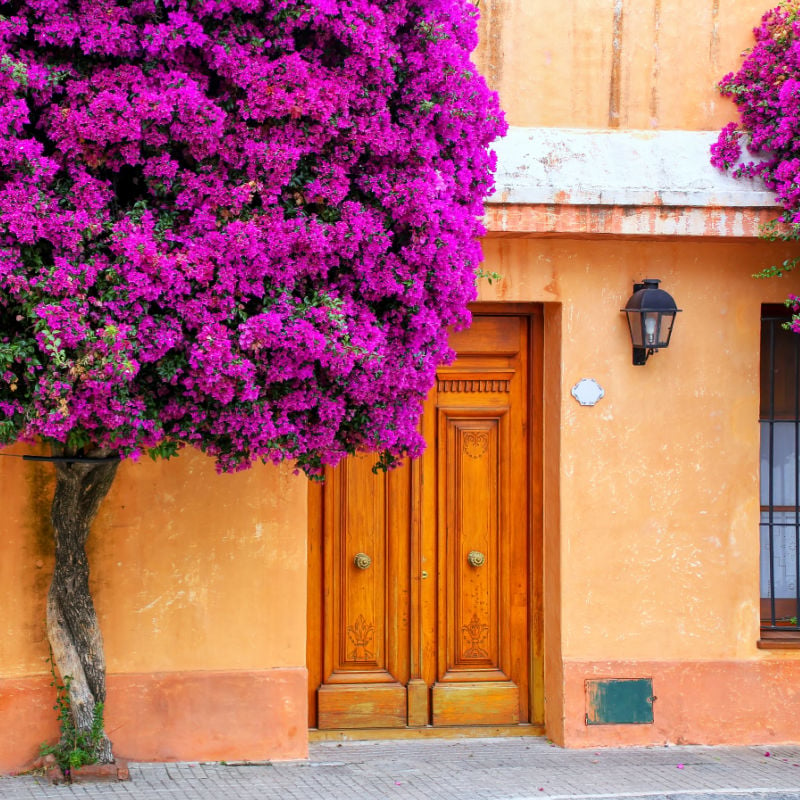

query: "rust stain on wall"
left=649, top=0, right=662, bottom=125
left=476, top=0, right=504, bottom=95
left=609, top=0, right=624, bottom=127
left=709, top=0, right=720, bottom=71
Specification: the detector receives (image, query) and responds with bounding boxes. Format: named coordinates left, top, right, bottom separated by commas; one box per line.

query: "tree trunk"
left=46, top=446, right=119, bottom=764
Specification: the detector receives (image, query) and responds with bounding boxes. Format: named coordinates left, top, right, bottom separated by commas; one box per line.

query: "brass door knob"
left=353, top=553, right=372, bottom=570
left=467, top=550, right=486, bottom=567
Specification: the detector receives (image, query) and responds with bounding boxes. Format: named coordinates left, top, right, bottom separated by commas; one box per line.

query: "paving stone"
left=3, top=739, right=800, bottom=799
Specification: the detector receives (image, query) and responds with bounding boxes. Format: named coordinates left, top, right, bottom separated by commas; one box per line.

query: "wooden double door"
left=307, top=312, right=542, bottom=730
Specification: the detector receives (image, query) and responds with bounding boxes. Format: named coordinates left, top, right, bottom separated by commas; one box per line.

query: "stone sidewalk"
left=3, top=737, right=800, bottom=799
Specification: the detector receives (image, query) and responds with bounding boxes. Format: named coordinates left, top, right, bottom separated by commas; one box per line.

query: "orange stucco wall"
left=4, top=0, right=800, bottom=768
left=475, top=0, right=766, bottom=131
left=0, top=451, right=308, bottom=770
left=474, top=0, right=800, bottom=746
left=478, top=236, right=800, bottom=745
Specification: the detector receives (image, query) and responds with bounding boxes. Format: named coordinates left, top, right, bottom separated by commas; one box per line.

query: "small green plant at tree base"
left=40, top=653, right=106, bottom=774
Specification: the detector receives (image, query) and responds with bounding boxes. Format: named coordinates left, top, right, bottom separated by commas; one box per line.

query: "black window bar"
left=761, top=306, right=800, bottom=631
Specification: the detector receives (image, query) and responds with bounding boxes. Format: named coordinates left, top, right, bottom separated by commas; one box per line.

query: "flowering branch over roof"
left=711, top=0, right=800, bottom=330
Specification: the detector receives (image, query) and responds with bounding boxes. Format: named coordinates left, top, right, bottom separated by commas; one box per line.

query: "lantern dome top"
left=621, top=279, right=682, bottom=365
left=622, top=279, right=682, bottom=314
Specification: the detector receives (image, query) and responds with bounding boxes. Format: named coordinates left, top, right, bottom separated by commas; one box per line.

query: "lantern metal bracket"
left=632, top=346, right=653, bottom=366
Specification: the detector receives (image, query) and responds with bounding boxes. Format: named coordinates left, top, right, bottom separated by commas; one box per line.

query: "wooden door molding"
left=308, top=311, right=543, bottom=732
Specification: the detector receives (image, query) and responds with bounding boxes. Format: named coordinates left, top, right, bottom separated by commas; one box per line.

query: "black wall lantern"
left=621, top=279, right=681, bottom=366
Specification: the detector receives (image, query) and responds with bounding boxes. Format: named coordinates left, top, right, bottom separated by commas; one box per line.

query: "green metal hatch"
left=585, top=678, right=655, bottom=725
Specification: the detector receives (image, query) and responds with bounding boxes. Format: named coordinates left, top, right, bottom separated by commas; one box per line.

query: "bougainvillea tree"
left=711, top=0, right=800, bottom=330
left=0, top=0, right=505, bottom=761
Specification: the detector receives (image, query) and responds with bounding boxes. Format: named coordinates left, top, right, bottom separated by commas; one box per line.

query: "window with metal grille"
left=760, top=304, right=800, bottom=632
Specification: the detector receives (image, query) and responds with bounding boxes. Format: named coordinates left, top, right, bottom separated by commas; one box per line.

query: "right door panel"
left=427, top=317, right=530, bottom=726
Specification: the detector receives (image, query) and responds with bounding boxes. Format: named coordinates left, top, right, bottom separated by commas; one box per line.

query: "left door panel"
left=310, top=454, right=412, bottom=728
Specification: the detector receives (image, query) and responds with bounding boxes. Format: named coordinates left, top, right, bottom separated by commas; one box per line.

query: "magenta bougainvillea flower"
left=0, top=0, right=506, bottom=473
left=711, top=0, right=800, bottom=332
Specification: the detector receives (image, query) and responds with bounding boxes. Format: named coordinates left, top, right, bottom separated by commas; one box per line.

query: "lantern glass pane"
left=626, top=311, right=644, bottom=347
left=658, top=313, right=676, bottom=347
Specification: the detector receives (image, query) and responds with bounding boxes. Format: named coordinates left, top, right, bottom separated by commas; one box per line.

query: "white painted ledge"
left=489, top=127, right=776, bottom=209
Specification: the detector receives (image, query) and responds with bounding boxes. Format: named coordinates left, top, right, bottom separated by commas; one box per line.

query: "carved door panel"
left=308, top=314, right=534, bottom=730
left=312, top=455, right=412, bottom=728
left=424, top=316, right=530, bottom=725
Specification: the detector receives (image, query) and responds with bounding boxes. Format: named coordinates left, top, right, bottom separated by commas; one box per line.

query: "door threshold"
left=309, top=724, right=545, bottom=742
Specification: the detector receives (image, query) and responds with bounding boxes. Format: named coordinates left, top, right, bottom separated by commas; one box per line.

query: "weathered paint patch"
left=490, top=128, right=776, bottom=209
left=609, top=0, right=624, bottom=127
left=483, top=204, right=782, bottom=238
left=709, top=0, right=721, bottom=71
left=649, top=0, right=662, bottom=125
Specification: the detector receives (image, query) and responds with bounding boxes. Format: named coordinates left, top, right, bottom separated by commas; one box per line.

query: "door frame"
left=306, top=304, right=545, bottom=732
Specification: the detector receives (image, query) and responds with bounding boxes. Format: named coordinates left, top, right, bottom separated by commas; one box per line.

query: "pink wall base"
left=0, top=667, right=308, bottom=773
left=558, top=659, right=800, bottom=748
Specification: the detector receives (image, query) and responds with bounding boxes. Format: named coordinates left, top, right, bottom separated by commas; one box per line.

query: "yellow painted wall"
left=478, top=237, right=796, bottom=662
left=479, top=236, right=800, bottom=744
left=2, top=449, right=307, bottom=675
left=0, top=450, right=309, bottom=767
left=475, top=0, right=764, bottom=130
